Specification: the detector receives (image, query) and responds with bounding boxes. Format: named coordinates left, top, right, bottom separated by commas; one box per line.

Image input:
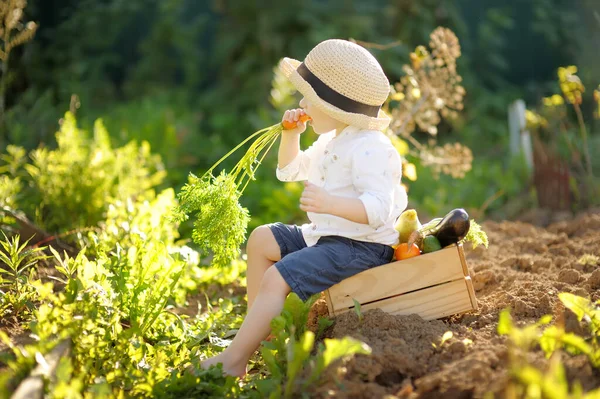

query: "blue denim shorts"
left=268, top=222, right=394, bottom=301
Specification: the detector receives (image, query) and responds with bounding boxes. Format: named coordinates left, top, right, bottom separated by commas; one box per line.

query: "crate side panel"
left=328, top=245, right=464, bottom=311
left=335, top=279, right=474, bottom=320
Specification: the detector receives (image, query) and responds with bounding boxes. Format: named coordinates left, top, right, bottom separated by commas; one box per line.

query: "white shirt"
left=276, top=125, right=408, bottom=247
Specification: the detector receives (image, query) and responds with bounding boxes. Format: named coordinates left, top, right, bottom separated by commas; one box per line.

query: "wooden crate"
left=324, top=243, right=477, bottom=320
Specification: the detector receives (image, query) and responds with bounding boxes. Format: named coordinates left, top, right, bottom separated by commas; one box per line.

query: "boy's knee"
left=248, top=225, right=280, bottom=261
left=248, top=225, right=270, bottom=245
left=260, top=266, right=291, bottom=295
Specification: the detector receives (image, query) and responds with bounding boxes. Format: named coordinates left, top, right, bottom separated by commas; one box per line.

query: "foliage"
left=407, top=150, right=532, bottom=219
left=497, top=294, right=600, bottom=398
left=0, top=199, right=246, bottom=397
left=526, top=65, right=599, bottom=209
left=95, top=93, right=204, bottom=187
left=543, top=293, right=600, bottom=367
left=173, top=123, right=283, bottom=268
left=462, top=219, right=489, bottom=249
left=257, top=293, right=371, bottom=398
left=173, top=172, right=249, bottom=269
left=0, top=112, right=166, bottom=234
left=387, top=27, right=467, bottom=160
left=0, top=232, right=47, bottom=319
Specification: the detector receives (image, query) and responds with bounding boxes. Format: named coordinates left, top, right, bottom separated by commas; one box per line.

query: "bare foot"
left=201, top=352, right=247, bottom=378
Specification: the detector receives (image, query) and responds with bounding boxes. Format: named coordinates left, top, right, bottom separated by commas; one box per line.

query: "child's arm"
left=300, top=140, right=403, bottom=227
left=300, top=182, right=368, bottom=224
left=276, top=109, right=327, bottom=182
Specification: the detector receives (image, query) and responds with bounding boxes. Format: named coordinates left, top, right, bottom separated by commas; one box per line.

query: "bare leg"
left=201, top=266, right=291, bottom=376
left=245, top=225, right=281, bottom=308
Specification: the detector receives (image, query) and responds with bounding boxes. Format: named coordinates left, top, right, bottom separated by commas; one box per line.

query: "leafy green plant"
left=432, top=331, right=454, bottom=350
left=173, top=122, right=284, bottom=268
left=0, top=222, right=240, bottom=397
left=462, top=219, right=489, bottom=249
left=352, top=298, right=364, bottom=325
left=0, top=232, right=47, bottom=318
left=497, top=303, right=600, bottom=398
left=0, top=112, right=167, bottom=235
left=540, top=293, right=600, bottom=367
left=257, top=293, right=371, bottom=398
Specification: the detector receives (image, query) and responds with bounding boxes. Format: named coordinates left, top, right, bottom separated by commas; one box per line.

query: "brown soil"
left=309, top=210, right=600, bottom=398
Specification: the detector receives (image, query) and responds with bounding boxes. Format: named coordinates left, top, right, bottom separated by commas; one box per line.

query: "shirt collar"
left=333, top=125, right=360, bottom=140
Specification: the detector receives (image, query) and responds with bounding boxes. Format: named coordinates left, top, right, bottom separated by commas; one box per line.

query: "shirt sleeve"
left=275, top=133, right=328, bottom=182
left=352, top=138, right=403, bottom=229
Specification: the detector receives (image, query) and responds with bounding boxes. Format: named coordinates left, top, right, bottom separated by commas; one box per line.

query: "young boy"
left=200, top=39, right=407, bottom=377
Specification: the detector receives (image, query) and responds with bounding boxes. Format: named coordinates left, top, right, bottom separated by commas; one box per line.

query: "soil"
left=308, top=209, right=600, bottom=398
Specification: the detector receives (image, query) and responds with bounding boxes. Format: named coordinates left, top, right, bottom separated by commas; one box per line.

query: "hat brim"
left=279, top=57, right=391, bottom=131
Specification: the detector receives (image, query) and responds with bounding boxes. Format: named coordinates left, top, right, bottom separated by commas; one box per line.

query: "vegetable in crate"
left=394, top=209, right=422, bottom=243
left=172, top=117, right=310, bottom=268
left=422, top=235, right=442, bottom=253
left=409, top=208, right=470, bottom=249
left=395, top=242, right=421, bottom=260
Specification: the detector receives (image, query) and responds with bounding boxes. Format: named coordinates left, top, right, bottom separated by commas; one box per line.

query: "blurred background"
left=2, top=0, right=599, bottom=234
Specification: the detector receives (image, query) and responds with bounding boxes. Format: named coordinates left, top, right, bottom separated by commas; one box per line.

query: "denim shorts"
left=268, top=222, right=394, bottom=301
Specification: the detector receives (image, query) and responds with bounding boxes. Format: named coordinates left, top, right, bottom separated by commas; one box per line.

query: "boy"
left=200, top=39, right=407, bottom=377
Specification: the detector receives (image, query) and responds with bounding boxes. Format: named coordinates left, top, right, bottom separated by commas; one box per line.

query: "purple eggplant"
left=430, top=208, right=470, bottom=247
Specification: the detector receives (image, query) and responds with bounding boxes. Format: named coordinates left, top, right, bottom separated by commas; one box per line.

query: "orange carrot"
left=282, top=114, right=311, bottom=130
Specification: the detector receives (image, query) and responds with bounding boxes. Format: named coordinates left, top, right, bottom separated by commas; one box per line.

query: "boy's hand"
left=300, top=181, right=332, bottom=214
left=282, top=108, right=308, bottom=135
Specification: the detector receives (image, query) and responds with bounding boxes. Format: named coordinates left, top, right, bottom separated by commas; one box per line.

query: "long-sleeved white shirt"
left=276, top=125, right=408, bottom=247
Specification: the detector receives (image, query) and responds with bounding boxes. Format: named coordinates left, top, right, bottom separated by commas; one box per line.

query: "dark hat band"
left=297, top=62, right=382, bottom=118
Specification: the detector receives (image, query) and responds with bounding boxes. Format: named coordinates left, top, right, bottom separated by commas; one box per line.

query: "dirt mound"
left=314, top=210, right=600, bottom=398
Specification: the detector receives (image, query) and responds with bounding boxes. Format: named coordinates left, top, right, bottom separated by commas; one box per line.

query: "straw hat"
left=279, top=39, right=391, bottom=131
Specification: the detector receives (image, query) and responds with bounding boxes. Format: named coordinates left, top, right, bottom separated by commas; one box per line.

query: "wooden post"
left=508, top=99, right=533, bottom=172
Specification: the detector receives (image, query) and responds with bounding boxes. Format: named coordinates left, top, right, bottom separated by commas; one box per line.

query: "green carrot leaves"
left=173, top=123, right=284, bottom=268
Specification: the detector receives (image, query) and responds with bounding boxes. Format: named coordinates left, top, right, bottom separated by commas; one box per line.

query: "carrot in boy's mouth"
left=282, top=114, right=311, bottom=130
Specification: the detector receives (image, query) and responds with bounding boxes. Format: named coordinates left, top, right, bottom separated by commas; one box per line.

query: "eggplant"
left=428, top=208, right=470, bottom=247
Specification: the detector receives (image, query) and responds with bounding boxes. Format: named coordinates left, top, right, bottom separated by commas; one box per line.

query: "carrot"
left=282, top=114, right=311, bottom=130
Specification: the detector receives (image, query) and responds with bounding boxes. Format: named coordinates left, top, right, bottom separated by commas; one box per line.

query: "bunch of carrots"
left=173, top=115, right=310, bottom=268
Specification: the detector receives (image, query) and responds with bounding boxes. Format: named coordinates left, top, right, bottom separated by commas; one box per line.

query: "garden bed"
left=307, top=210, right=600, bottom=397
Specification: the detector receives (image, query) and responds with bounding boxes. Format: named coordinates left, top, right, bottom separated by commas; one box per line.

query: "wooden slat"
left=327, top=245, right=464, bottom=312
left=465, top=275, right=478, bottom=310
left=457, top=244, right=470, bottom=277
left=324, top=288, right=335, bottom=317
left=337, top=279, right=474, bottom=320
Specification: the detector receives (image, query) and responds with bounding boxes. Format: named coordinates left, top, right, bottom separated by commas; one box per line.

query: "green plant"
left=538, top=293, right=600, bottom=367
left=497, top=300, right=600, bottom=398
left=462, top=219, right=489, bottom=249
left=257, top=293, right=371, bottom=398
left=0, top=112, right=167, bottom=236
left=526, top=66, right=599, bottom=209
left=0, top=232, right=47, bottom=318
left=352, top=298, right=364, bottom=325
left=173, top=122, right=285, bottom=268
left=0, top=217, right=242, bottom=397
